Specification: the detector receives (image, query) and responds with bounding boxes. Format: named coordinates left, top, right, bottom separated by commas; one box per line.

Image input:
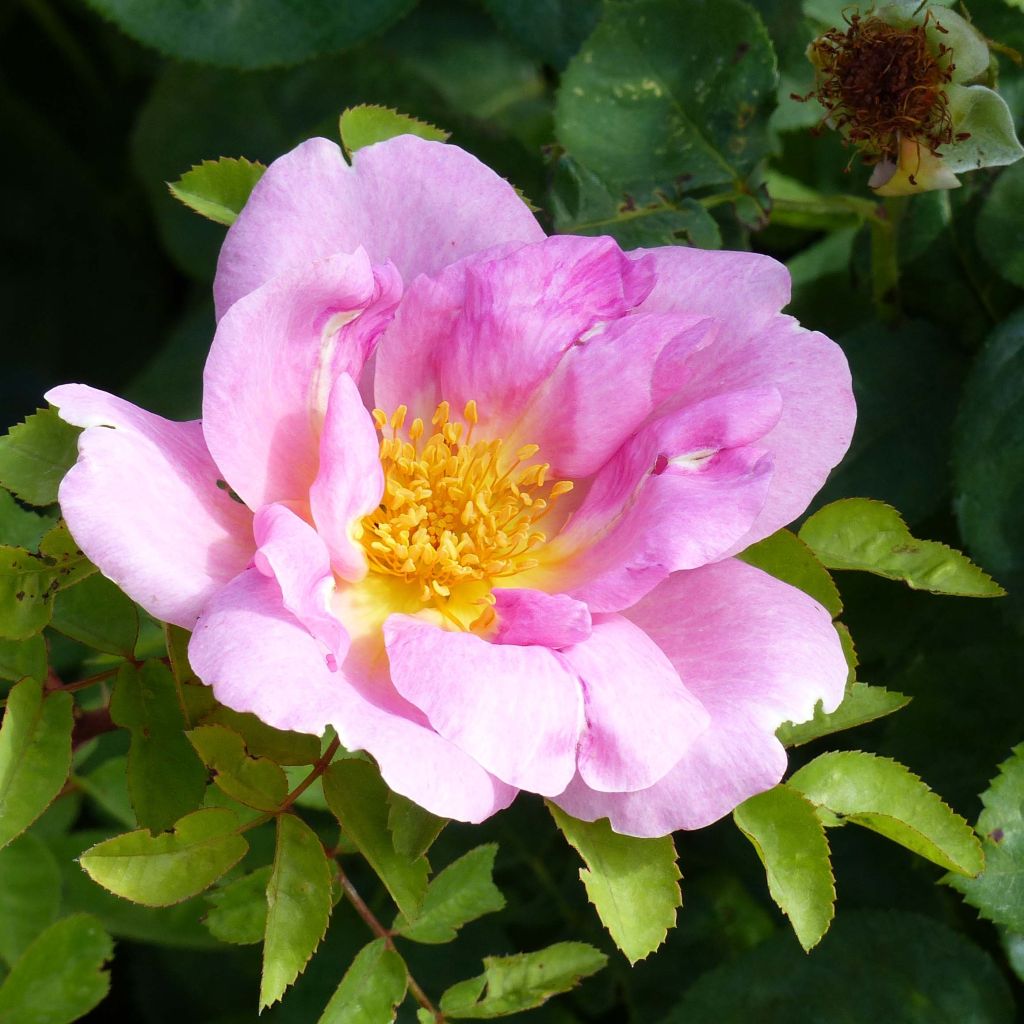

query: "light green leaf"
left=548, top=804, right=679, bottom=964
left=555, top=0, right=777, bottom=198
left=111, top=662, right=207, bottom=833
left=205, top=866, right=271, bottom=946
left=79, top=807, right=248, bottom=906
left=168, top=157, right=266, bottom=227
left=0, top=634, right=46, bottom=684
left=777, top=681, right=911, bottom=747
left=82, top=0, right=416, bottom=69
left=943, top=84, right=1024, bottom=174
left=0, top=490, right=58, bottom=551
left=318, top=938, right=408, bottom=1024
left=51, top=572, right=139, bottom=657
left=977, top=163, right=1024, bottom=288
left=0, top=408, right=79, bottom=508
left=789, top=751, right=984, bottom=875
left=440, top=942, right=607, bottom=1018
left=0, top=832, right=61, bottom=966
left=323, top=760, right=429, bottom=919
left=734, top=785, right=835, bottom=951
left=394, top=844, right=505, bottom=944
left=738, top=528, right=842, bottom=616
left=799, top=498, right=1005, bottom=596
left=188, top=724, right=288, bottom=811
left=0, top=546, right=59, bottom=639
left=387, top=791, right=447, bottom=860
left=261, top=813, right=334, bottom=1010
left=0, top=914, right=112, bottom=1024
left=198, top=705, right=321, bottom=765
left=948, top=744, right=1024, bottom=931
left=37, top=521, right=95, bottom=589
left=340, top=105, right=448, bottom=158
left=0, top=678, right=73, bottom=849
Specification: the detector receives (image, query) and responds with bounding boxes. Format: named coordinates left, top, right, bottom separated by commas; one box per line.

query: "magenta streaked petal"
left=45, top=384, right=253, bottom=629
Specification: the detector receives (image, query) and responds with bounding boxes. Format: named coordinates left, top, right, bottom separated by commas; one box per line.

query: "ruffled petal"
left=513, top=312, right=718, bottom=477
left=253, top=503, right=347, bottom=663
left=203, top=249, right=401, bottom=511
left=561, top=614, right=710, bottom=793
left=374, top=235, right=655, bottom=435
left=552, top=558, right=847, bottom=836
left=45, top=384, right=253, bottom=629
left=535, top=388, right=781, bottom=611
left=308, top=374, right=384, bottom=582
left=634, top=247, right=855, bottom=551
left=383, top=614, right=583, bottom=795
left=189, top=569, right=516, bottom=822
left=214, top=135, right=544, bottom=318
left=491, top=588, right=592, bottom=648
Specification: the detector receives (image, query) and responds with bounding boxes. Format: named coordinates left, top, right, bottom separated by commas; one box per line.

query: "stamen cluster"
left=808, top=10, right=960, bottom=169
left=360, top=400, right=573, bottom=606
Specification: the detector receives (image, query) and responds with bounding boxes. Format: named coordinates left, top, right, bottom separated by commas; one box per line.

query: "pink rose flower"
left=47, top=136, right=855, bottom=837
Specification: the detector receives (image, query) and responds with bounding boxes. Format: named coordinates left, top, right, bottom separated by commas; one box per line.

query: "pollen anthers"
left=359, top=399, right=573, bottom=617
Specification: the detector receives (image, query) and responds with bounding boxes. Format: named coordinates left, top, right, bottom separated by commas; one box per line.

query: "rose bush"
left=47, top=135, right=855, bottom=836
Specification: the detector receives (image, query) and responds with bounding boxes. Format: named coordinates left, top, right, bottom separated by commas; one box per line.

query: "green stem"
left=870, top=195, right=909, bottom=324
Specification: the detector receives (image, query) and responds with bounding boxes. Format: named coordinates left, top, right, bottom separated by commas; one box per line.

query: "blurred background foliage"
left=2, top=0, right=1024, bottom=1020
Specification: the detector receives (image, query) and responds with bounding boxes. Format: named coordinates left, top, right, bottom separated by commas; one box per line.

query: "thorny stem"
left=870, top=195, right=908, bottom=324
left=279, top=736, right=340, bottom=813
left=334, top=861, right=445, bottom=1022
left=50, top=666, right=120, bottom=693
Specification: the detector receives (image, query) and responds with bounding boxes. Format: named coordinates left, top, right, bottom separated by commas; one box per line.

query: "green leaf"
left=111, top=661, right=208, bottom=833
left=953, top=308, right=1024, bottom=595
left=387, top=791, right=447, bottom=860
left=738, top=529, right=842, bottom=616
left=394, top=844, right=505, bottom=944
left=799, top=498, right=1005, bottom=596
left=204, top=866, right=271, bottom=946
left=323, top=760, right=429, bottom=919
left=37, top=521, right=95, bottom=589
left=0, top=490, right=58, bottom=551
left=662, top=909, right=1013, bottom=1023
left=0, top=634, right=46, bottom=684
left=555, top=0, right=777, bottom=198
left=0, top=914, right=112, bottom=1024
left=50, top=572, right=139, bottom=658
left=977, top=163, right=1024, bottom=288
left=188, top=724, right=288, bottom=811
left=76, top=755, right=135, bottom=829
left=482, top=0, right=600, bottom=69
left=0, top=832, right=61, bottom=966
left=261, top=813, right=334, bottom=1010
left=550, top=156, right=722, bottom=248
left=788, top=751, right=984, bottom=876
left=0, top=546, right=59, bottom=639
left=168, top=157, right=266, bottom=227
left=733, top=785, right=835, bottom=951
left=948, top=745, right=1024, bottom=931
left=79, top=807, right=248, bottom=906
left=198, top=705, right=321, bottom=765
left=317, top=938, right=408, bottom=1024
left=0, top=408, right=79, bottom=508
left=548, top=804, right=679, bottom=964
left=777, top=681, right=911, bottom=747
left=440, top=942, right=607, bottom=1018
left=0, top=678, right=73, bottom=849
left=82, top=0, right=417, bottom=69
left=340, top=105, right=448, bottom=157
left=943, top=84, right=1024, bottom=174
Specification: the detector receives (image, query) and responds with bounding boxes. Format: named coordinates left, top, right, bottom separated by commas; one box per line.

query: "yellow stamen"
left=359, top=400, right=573, bottom=613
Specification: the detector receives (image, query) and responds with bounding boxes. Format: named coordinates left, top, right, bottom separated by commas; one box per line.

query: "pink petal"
left=214, top=136, right=544, bottom=318
left=308, top=374, right=384, bottom=582
left=253, top=503, right=347, bottom=663
left=552, top=558, right=848, bottom=836
left=634, top=247, right=855, bottom=551
left=383, top=614, right=583, bottom=795
left=538, top=388, right=781, bottom=611
left=513, top=312, right=719, bottom=477
left=202, top=249, right=400, bottom=511
left=491, top=589, right=592, bottom=648
left=374, top=235, right=654, bottom=435
left=561, top=614, right=710, bottom=793
left=45, top=384, right=253, bottom=629
left=189, top=569, right=516, bottom=822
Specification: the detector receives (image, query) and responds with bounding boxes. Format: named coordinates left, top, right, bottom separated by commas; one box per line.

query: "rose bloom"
left=48, top=136, right=854, bottom=837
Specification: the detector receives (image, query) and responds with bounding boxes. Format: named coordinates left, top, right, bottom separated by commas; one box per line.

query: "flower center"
left=359, top=400, right=573, bottom=617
